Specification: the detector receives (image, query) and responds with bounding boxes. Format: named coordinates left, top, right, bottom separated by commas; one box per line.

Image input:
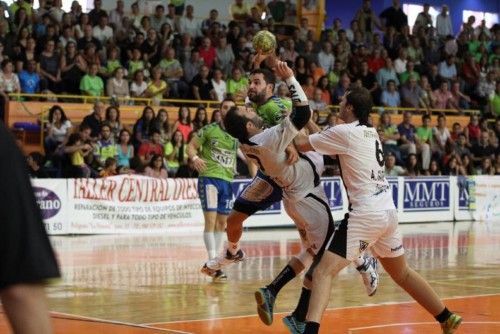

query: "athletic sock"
left=203, top=232, right=216, bottom=260
left=214, top=232, right=225, bottom=254
left=304, top=321, right=320, bottom=334
left=435, top=307, right=452, bottom=323
left=266, top=265, right=296, bottom=297
left=355, top=256, right=365, bottom=270
left=291, top=287, right=311, bottom=322
left=228, top=241, right=240, bottom=255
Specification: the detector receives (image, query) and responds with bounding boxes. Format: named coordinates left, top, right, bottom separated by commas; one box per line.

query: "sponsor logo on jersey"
left=359, top=240, right=369, bottom=252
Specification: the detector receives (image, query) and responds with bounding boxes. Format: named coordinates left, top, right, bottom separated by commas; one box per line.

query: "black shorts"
left=0, top=123, right=60, bottom=289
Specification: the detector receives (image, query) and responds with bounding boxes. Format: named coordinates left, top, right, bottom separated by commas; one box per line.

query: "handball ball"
left=253, top=30, right=277, bottom=55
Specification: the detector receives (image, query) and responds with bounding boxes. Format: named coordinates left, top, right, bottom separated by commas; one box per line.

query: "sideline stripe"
left=142, top=293, right=500, bottom=326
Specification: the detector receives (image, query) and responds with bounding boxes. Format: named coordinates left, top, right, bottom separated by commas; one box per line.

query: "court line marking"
left=347, top=321, right=500, bottom=333
left=142, top=292, right=500, bottom=326
left=49, top=311, right=193, bottom=334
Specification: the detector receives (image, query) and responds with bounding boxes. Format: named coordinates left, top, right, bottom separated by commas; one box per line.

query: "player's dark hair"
left=250, top=68, right=276, bottom=90
left=346, top=87, right=372, bottom=126
left=223, top=106, right=250, bottom=143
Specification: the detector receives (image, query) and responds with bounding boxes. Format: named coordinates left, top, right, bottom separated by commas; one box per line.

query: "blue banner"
left=457, top=176, right=470, bottom=210
left=387, top=177, right=398, bottom=209
left=403, top=177, right=451, bottom=212
left=321, top=177, right=343, bottom=210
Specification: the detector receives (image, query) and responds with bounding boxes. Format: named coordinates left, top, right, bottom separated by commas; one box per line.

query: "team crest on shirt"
left=359, top=240, right=369, bottom=252
left=210, top=139, right=219, bottom=147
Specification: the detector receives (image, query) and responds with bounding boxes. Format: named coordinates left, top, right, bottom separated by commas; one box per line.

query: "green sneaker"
left=441, top=313, right=462, bottom=334
left=254, top=287, right=275, bottom=325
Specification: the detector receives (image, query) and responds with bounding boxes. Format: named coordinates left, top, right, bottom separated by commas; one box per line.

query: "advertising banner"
left=32, top=179, right=70, bottom=235
left=401, top=177, right=454, bottom=222
left=473, top=176, right=500, bottom=222
left=32, top=176, right=499, bottom=235
left=67, top=176, right=204, bottom=234
left=454, top=176, right=474, bottom=221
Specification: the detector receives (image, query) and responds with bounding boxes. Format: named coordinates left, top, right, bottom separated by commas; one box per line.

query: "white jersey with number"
left=240, top=117, right=322, bottom=202
left=309, top=120, right=395, bottom=212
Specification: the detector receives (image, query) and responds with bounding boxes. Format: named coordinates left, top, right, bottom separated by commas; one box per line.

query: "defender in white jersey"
left=295, top=87, right=462, bottom=334
left=203, top=63, right=379, bottom=333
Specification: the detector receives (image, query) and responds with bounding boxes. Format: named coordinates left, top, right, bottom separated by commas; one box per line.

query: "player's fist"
left=274, top=61, right=294, bottom=80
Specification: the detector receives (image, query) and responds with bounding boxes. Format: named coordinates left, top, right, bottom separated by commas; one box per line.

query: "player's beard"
left=248, top=88, right=267, bottom=105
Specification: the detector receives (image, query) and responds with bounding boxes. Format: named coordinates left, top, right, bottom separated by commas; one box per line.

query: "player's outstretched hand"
left=274, top=61, right=294, bottom=80
left=252, top=50, right=278, bottom=69
left=192, top=157, right=207, bottom=173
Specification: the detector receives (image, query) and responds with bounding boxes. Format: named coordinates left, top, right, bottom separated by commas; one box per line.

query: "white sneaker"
left=357, top=256, right=379, bottom=296
left=203, top=249, right=246, bottom=272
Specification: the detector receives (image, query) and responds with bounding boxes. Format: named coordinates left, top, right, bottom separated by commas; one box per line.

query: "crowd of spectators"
left=0, top=0, right=496, bottom=178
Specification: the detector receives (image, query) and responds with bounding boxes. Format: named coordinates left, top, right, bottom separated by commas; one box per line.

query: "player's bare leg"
left=1, top=283, right=53, bottom=334
left=303, top=251, right=350, bottom=333
left=379, top=255, right=462, bottom=333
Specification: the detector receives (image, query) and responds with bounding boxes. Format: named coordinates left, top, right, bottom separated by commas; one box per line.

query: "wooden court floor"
left=1, top=221, right=499, bottom=333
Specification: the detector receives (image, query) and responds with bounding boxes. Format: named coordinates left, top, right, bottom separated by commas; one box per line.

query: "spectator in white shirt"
left=211, top=68, right=226, bottom=102
left=109, top=0, right=125, bottom=31
left=92, top=14, right=114, bottom=44
left=318, top=42, right=335, bottom=73
left=393, top=48, right=407, bottom=74
left=436, top=5, right=453, bottom=39
left=179, top=5, right=201, bottom=38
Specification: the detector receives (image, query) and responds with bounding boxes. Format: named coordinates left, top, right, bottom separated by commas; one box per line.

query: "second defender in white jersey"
left=295, top=87, right=462, bottom=334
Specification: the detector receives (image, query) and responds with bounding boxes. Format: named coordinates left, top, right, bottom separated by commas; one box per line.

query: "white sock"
left=354, top=256, right=365, bottom=269
left=228, top=241, right=240, bottom=255
left=203, top=232, right=216, bottom=260
left=214, top=232, right=225, bottom=254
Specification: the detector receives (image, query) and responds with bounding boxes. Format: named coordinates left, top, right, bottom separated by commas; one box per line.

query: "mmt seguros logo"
left=403, top=178, right=450, bottom=211
left=33, top=187, right=61, bottom=219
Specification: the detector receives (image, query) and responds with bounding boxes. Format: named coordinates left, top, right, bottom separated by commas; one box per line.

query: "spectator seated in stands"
left=130, top=69, right=148, bottom=99
left=80, top=63, right=104, bottom=97
left=399, top=60, right=420, bottom=85
left=144, top=154, right=168, bottom=179
left=137, top=129, right=163, bottom=165
left=191, top=65, right=216, bottom=101
left=27, top=152, right=49, bottom=178
left=116, top=129, right=134, bottom=168
left=105, top=106, right=122, bottom=141
left=44, top=105, right=72, bottom=158
left=94, top=123, right=118, bottom=169
left=164, top=129, right=187, bottom=177
left=159, top=48, right=188, bottom=99
left=376, top=57, right=399, bottom=91
left=99, top=157, right=118, bottom=177
left=433, top=114, right=452, bottom=159
left=415, top=114, right=432, bottom=170
left=66, top=132, right=92, bottom=178
left=377, top=111, right=401, bottom=164
left=132, top=106, right=156, bottom=149
left=309, top=88, right=329, bottom=114
left=144, top=66, right=168, bottom=105
left=18, top=59, right=40, bottom=94
left=81, top=101, right=105, bottom=140
left=106, top=67, right=129, bottom=99
left=380, top=79, right=400, bottom=112
left=433, top=80, right=457, bottom=111
left=384, top=152, right=405, bottom=176
left=471, top=131, right=496, bottom=167
left=226, top=67, right=248, bottom=101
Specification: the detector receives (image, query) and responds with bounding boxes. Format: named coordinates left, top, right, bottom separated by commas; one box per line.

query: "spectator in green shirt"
left=399, top=61, right=420, bottom=85
left=226, top=67, right=248, bottom=101
left=489, top=81, right=500, bottom=117
left=80, top=63, right=104, bottom=97
left=415, top=114, right=432, bottom=171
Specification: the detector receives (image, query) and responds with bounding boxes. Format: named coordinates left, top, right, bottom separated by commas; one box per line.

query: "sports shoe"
left=254, top=287, right=275, bottom=325
left=205, top=249, right=246, bottom=271
left=282, top=314, right=306, bottom=334
left=441, top=313, right=462, bottom=334
left=212, top=270, right=228, bottom=282
left=357, top=256, right=379, bottom=296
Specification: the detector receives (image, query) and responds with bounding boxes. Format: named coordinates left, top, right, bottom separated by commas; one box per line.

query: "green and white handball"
left=252, top=30, right=277, bottom=55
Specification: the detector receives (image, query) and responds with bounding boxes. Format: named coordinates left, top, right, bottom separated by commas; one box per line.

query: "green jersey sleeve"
left=256, top=96, right=293, bottom=127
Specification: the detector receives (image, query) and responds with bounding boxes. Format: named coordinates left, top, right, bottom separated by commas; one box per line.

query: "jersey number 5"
left=375, top=140, right=384, bottom=167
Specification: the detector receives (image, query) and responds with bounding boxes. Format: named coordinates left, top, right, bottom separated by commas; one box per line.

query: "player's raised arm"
left=274, top=61, right=311, bottom=131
